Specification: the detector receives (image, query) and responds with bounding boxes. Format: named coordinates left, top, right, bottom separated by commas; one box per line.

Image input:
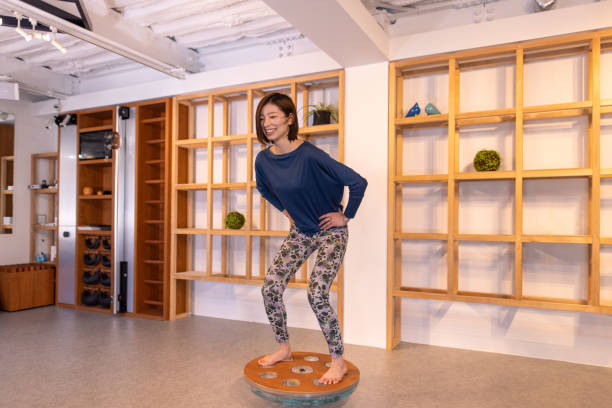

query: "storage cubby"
left=170, top=71, right=345, bottom=320
left=75, top=107, right=116, bottom=313
left=388, top=30, right=612, bottom=350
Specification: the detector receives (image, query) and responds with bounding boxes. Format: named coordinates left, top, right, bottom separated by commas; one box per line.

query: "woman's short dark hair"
left=255, top=93, right=299, bottom=144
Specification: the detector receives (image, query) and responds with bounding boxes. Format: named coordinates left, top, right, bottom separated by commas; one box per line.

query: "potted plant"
left=307, top=103, right=339, bottom=126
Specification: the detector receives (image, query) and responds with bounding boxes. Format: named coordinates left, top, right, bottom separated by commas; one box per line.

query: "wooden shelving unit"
left=75, top=107, right=116, bottom=313
left=388, top=29, right=612, bottom=349
left=30, top=152, right=59, bottom=279
left=169, top=70, right=345, bottom=320
left=134, top=98, right=178, bottom=319
left=0, top=155, right=14, bottom=234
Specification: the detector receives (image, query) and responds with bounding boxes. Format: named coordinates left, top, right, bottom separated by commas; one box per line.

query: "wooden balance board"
left=244, top=352, right=360, bottom=406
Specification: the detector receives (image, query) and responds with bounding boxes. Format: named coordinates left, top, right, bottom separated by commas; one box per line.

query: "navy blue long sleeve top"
left=255, top=141, right=367, bottom=236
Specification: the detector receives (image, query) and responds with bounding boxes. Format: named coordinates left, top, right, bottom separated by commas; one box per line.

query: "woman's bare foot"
left=318, top=356, right=348, bottom=385
left=258, top=343, right=292, bottom=366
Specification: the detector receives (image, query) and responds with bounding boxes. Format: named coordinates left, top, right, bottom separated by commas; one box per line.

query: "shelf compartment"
left=33, top=225, right=57, bottom=230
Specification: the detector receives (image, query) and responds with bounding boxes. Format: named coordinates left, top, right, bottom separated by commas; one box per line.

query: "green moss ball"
left=473, top=149, right=501, bottom=172
left=225, top=211, right=246, bottom=229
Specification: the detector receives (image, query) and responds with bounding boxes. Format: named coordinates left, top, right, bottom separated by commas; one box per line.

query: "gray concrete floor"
left=1, top=306, right=611, bottom=408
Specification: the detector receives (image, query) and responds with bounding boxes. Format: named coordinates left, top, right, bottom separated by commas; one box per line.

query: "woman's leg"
left=307, top=227, right=348, bottom=383
left=259, top=227, right=316, bottom=365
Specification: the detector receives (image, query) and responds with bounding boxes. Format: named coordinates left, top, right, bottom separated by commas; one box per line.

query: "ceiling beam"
left=2, top=0, right=202, bottom=79
left=262, top=0, right=389, bottom=67
left=0, top=55, right=78, bottom=98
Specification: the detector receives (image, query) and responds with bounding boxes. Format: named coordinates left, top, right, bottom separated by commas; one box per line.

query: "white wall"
left=0, top=100, right=56, bottom=264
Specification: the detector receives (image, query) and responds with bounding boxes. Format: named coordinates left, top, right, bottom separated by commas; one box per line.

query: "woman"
left=254, top=93, right=367, bottom=385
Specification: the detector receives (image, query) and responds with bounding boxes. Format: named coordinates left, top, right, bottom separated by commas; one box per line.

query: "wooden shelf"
left=144, top=300, right=163, bottom=306
left=77, top=230, right=112, bottom=235
left=146, top=139, right=165, bottom=145
left=394, top=232, right=448, bottom=240
left=395, top=114, right=449, bottom=128
left=394, top=174, right=448, bottom=184
left=299, top=124, right=339, bottom=136
left=79, top=195, right=113, bottom=200
left=141, top=117, right=165, bottom=124
left=1, top=190, right=13, bottom=195
left=522, top=235, right=592, bottom=244
left=144, top=280, right=163, bottom=285
left=79, top=125, right=114, bottom=133
left=78, top=158, right=113, bottom=166
left=33, top=188, right=58, bottom=194
left=145, top=159, right=165, bottom=165
left=145, top=179, right=164, bottom=184
left=33, top=225, right=57, bottom=230
left=455, top=171, right=516, bottom=181
left=522, top=168, right=592, bottom=179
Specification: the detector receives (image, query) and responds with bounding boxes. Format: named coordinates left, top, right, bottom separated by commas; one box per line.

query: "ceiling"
left=0, top=0, right=604, bottom=101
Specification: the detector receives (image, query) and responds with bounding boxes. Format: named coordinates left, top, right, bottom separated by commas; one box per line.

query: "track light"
left=15, top=13, right=32, bottom=41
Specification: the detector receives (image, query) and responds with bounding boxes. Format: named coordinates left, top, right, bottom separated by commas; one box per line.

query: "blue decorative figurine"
left=405, top=102, right=421, bottom=117
left=425, top=103, right=441, bottom=115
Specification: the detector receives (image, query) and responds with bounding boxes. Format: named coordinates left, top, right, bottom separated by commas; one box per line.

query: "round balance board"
left=244, top=352, right=360, bottom=406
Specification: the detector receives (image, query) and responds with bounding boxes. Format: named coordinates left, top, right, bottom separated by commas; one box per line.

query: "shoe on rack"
left=83, top=270, right=100, bottom=285
left=100, top=272, right=111, bottom=287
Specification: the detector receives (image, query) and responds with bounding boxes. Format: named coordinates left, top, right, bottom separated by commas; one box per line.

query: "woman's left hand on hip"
left=319, top=210, right=349, bottom=230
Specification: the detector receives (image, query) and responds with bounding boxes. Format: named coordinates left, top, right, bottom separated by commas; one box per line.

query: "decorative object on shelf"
left=536, top=0, right=556, bottom=10
left=28, top=185, right=41, bottom=190
left=3, top=216, right=12, bottom=225
left=425, top=103, right=441, bottom=115
left=85, top=237, right=100, bottom=250
left=36, top=215, right=47, bottom=225
left=82, top=186, right=94, bottom=196
left=81, top=289, right=100, bottom=306
left=225, top=211, right=246, bottom=230
left=102, top=238, right=111, bottom=250
left=99, top=291, right=112, bottom=309
left=35, top=252, right=48, bottom=262
left=405, top=102, right=421, bottom=117
left=100, top=272, right=111, bottom=287
left=473, top=149, right=501, bottom=172
left=83, top=270, right=100, bottom=285
left=84, top=253, right=100, bottom=266
left=40, top=179, right=48, bottom=189
left=307, top=103, right=339, bottom=125
left=96, top=190, right=103, bottom=196
left=101, top=255, right=111, bottom=268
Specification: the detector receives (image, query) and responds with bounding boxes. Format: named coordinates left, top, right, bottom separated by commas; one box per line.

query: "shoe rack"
left=75, top=107, right=116, bottom=312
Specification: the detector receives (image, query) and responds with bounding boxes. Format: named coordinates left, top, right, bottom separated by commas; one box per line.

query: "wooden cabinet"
left=134, top=99, right=174, bottom=319
left=75, top=108, right=116, bottom=312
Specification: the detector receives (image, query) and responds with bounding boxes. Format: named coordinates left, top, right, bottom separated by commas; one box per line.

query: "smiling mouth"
left=265, top=128, right=276, bottom=135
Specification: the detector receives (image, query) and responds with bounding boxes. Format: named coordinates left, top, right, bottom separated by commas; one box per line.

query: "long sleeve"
left=315, top=150, right=367, bottom=219
left=255, top=158, right=285, bottom=212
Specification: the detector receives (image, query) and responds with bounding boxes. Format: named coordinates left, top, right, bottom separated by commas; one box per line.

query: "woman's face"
left=260, top=102, right=293, bottom=143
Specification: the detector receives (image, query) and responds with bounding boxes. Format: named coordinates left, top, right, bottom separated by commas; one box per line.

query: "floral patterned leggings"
left=261, top=225, right=348, bottom=358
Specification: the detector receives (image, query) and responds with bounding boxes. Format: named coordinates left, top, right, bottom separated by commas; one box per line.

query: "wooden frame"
left=0, top=155, right=14, bottom=234
left=169, top=70, right=345, bottom=321
left=388, top=29, right=612, bottom=350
